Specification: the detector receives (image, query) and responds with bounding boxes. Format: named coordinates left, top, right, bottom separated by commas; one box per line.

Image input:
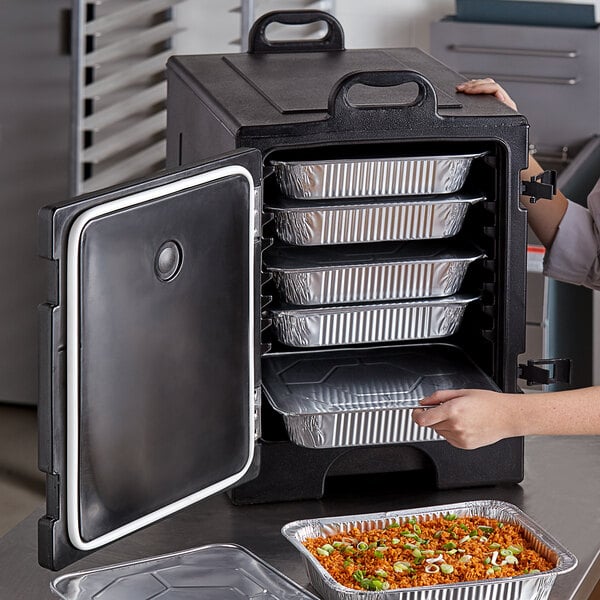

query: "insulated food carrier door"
left=38, top=149, right=263, bottom=570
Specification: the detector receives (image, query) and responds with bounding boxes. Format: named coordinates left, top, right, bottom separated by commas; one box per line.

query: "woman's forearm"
left=520, top=155, right=568, bottom=249
left=514, top=387, right=600, bottom=437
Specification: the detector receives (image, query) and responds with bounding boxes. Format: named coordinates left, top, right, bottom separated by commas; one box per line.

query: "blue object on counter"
left=455, top=0, right=597, bottom=28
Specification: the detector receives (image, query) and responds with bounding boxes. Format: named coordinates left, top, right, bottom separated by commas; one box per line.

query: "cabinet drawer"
left=431, top=20, right=600, bottom=151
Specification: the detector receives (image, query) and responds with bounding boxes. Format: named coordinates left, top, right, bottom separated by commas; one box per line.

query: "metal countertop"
left=0, top=436, right=598, bottom=599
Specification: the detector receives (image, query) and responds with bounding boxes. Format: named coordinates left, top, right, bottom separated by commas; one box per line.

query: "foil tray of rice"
left=281, top=500, right=577, bottom=600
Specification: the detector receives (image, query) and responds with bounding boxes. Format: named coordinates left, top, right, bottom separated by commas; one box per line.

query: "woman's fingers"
left=455, top=78, right=517, bottom=110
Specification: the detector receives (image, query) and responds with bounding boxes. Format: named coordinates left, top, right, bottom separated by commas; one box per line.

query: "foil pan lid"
left=51, top=544, right=319, bottom=600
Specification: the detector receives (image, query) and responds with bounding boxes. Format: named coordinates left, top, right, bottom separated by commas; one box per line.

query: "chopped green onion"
left=503, top=554, right=519, bottom=565
left=425, top=564, right=440, bottom=573
left=374, top=569, right=388, bottom=578
left=479, top=526, right=494, bottom=534
left=353, top=570, right=365, bottom=582
left=332, top=541, right=343, bottom=549
left=507, top=545, right=523, bottom=555
left=413, top=524, right=422, bottom=534
left=373, top=550, right=384, bottom=559
left=441, top=563, right=454, bottom=574
left=408, top=517, right=417, bottom=525
left=486, top=567, right=495, bottom=576
left=322, top=544, right=335, bottom=554
left=444, top=513, right=458, bottom=521
left=493, top=565, right=502, bottom=572
left=391, top=537, right=400, bottom=545
left=500, top=548, right=513, bottom=557
left=459, top=554, right=473, bottom=563
left=393, top=561, right=411, bottom=572
left=442, top=542, right=457, bottom=551
left=357, top=542, right=368, bottom=551
left=403, top=543, right=418, bottom=550
left=433, top=530, right=443, bottom=539
left=484, top=557, right=491, bottom=565
left=386, top=522, right=400, bottom=529
left=343, top=559, right=354, bottom=568
left=459, top=535, right=471, bottom=544
left=412, top=548, right=423, bottom=559
left=489, top=542, right=501, bottom=549
left=316, top=548, right=329, bottom=557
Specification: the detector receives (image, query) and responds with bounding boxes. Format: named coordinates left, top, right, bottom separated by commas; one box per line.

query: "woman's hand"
left=456, top=78, right=518, bottom=111
left=412, top=389, right=522, bottom=449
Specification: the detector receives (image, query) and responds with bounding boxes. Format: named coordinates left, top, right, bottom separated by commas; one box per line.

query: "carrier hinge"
left=253, top=386, right=262, bottom=441
left=518, top=358, right=572, bottom=386
left=521, top=170, right=557, bottom=203
left=254, top=187, right=262, bottom=239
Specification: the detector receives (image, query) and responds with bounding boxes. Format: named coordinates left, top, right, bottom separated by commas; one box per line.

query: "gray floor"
left=0, top=403, right=44, bottom=537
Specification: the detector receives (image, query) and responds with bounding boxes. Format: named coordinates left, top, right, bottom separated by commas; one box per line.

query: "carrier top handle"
left=248, top=10, right=345, bottom=54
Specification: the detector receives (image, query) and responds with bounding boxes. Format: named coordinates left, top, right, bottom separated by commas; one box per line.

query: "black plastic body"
left=166, top=31, right=529, bottom=504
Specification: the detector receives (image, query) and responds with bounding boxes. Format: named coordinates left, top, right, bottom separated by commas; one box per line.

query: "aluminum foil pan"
left=266, top=242, right=484, bottom=305
left=262, top=344, right=499, bottom=448
left=51, top=543, right=319, bottom=600
left=271, top=153, right=485, bottom=199
left=270, top=294, right=478, bottom=347
left=281, top=501, right=577, bottom=600
left=266, top=193, right=483, bottom=246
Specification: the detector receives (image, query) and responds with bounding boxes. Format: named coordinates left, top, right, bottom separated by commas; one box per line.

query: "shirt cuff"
left=543, top=200, right=597, bottom=285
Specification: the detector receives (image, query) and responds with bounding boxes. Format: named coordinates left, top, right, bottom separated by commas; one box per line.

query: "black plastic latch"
left=518, top=358, right=572, bottom=386
left=521, top=170, right=557, bottom=203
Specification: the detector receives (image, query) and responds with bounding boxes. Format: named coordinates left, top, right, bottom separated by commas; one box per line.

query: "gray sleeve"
left=543, top=183, right=600, bottom=290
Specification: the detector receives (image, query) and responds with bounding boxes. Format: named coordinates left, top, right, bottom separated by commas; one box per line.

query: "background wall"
left=172, top=0, right=600, bottom=55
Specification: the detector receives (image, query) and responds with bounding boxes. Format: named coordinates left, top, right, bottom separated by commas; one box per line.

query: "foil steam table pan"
left=270, top=294, right=478, bottom=347
left=271, top=153, right=486, bottom=199
left=266, top=192, right=484, bottom=246
left=51, top=543, right=319, bottom=600
left=261, top=344, right=500, bottom=448
left=266, top=241, right=484, bottom=305
left=281, top=500, right=577, bottom=600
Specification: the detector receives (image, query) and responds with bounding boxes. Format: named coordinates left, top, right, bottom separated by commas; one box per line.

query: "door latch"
left=518, top=358, right=572, bottom=386
left=521, top=170, right=557, bottom=203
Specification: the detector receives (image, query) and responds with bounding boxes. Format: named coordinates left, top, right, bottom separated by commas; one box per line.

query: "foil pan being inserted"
left=51, top=543, right=320, bottom=600
left=266, top=193, right=484, bottom=246
left=271, top=153, right=485, bottom=199
left=266, top=241, right=484, bottom=305
left=271, top=294, right=478, bottom=347
left=281, top=500, right=577, bottom=600
left=262, top=344, right=499, bottom=448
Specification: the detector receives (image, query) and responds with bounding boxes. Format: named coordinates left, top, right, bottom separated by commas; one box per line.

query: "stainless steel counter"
left=0, top=436, right=598, bottom=599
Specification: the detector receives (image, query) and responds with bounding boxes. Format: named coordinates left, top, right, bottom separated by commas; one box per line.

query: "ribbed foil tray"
left=266, top=193, right=483, bottom=246
left=271, top=294, right=478, bottom=347
left=271, top=153, right=485, bottom=199
left=262, top=344, right=499, bottom=448
left=51, top=543, right=319, bottom=600
left=281, top=501, right=577, bottom=600
left=266, top=242, right=484, bottom=305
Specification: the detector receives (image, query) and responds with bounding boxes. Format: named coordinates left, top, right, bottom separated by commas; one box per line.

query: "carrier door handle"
left=449, top=44, right=578, bottom=58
